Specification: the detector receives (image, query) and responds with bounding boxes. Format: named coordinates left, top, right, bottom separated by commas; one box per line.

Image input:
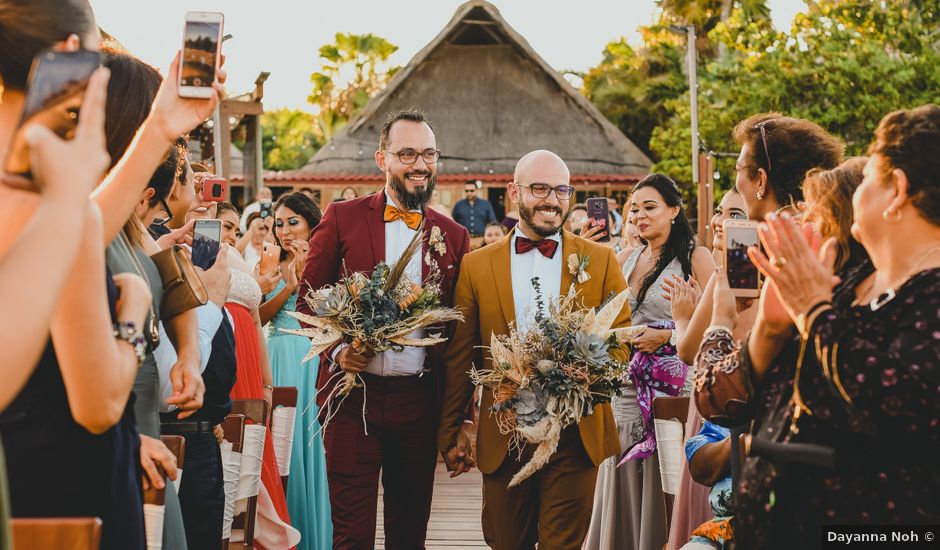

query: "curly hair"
left=867, top=104, right=940, bottom=226
left=733, top=113, right=844, bottom=206
left=802, top=157, right=867, bottom=272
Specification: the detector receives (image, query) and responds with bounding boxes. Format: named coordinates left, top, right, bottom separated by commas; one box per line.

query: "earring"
left=882, top=208, right=902, bottom=223
left=671, top=218, right=676, bottom=225
left=756, top=191, right=764, bottom=200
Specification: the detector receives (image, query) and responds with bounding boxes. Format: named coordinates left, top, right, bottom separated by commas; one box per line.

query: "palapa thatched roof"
left=301, top=0, right=651, bottom=178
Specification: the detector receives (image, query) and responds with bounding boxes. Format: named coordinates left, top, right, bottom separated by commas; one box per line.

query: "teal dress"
left=265, top=280, right=332, bottom=549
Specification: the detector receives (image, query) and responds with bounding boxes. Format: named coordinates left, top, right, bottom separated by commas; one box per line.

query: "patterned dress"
left=695, top=262, right=940, bottom=548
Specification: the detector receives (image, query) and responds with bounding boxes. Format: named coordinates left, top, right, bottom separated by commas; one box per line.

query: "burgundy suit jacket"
left=297, top=190, right=471, bottom=408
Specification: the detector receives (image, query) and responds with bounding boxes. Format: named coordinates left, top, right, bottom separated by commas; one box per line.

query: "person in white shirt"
left=297, top=109, right=471, bottom=548
left=239, top=186, right=273, bottom=233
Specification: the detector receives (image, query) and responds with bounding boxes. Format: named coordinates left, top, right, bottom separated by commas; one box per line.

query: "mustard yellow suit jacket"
left=437, top=230, right=632, bottom=474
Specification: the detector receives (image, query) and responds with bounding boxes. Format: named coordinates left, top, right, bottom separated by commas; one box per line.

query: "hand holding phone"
left=3, top=50, right=103, bottom=191
left=199, top=176, right=227, bottom=202
left=723, top=219, right=761, bottom=298
left=585, top=197, right=610, bottom=242
left=178, top=11, right=224, bottom=99
left=258, top=201, right=272, bottom=220
left=259, top=242, right=281, bottom=275
left=192, top=219, right=222, bottom=270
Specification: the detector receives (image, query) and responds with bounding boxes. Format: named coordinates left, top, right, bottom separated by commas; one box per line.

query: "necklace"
left=645, top=245, right=659, bottom=264
left=859, top=243, right=940, bottom=310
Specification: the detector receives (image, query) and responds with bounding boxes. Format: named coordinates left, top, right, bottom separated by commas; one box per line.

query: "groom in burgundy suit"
left=297, top=109, right=471, bottom=549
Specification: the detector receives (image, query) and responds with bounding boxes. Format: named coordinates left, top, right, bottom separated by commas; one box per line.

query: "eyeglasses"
left=518, top=183, right=575, bottom=200
left=385, top=149, right=441, bottom=165
left=464, top=188, right=477, bottom=193
left=754, top=120, right=773, bottom=174
left=152, top=198, right=174, bottom=227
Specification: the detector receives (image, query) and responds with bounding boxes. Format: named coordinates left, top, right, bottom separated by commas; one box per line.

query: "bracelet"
left=113, top=321, right=147, bottom=367
left=462, top=419, right=475, bottom=425
left=263, top=384, right=274, bottom=391
left=797, top=300, right=833, bottom=338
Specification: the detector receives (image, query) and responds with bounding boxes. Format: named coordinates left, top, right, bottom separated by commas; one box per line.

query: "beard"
left=518, top=201, right=569, bottom=238
left=389, top=170, right=436, bottom=211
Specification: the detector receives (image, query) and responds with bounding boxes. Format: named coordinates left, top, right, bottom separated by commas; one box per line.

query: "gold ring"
left=772, top=257, right=788, bottom=268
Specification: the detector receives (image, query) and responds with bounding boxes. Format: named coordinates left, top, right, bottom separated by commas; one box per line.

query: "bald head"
left=513, top=150, right=570, bottom=185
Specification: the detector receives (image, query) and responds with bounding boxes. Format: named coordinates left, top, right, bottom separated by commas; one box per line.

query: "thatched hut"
left=242, top=0, right=651, bottom=216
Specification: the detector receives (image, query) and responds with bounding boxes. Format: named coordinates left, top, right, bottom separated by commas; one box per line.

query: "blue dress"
left=266, top=280, right=332, bottom=550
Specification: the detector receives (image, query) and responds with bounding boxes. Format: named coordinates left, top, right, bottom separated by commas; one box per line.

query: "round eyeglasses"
left=385, top=149, right=441, bottom=165
left=518, top=183, right=575, bottom=200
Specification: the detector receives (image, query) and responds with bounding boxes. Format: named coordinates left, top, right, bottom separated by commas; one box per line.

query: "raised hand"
left=662, top=274, right=702, bottom=322
left=7, top=67, right=112, bottom=199
left=147, top=52, right=226, bottom=143
left=155, top=219, right=195, bottom=250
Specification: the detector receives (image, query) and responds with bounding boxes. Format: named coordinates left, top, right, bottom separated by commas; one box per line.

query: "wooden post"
left=697, top=152, right=715, bottom=248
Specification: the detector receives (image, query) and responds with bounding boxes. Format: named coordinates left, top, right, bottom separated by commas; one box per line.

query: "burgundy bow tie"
left=515, top=236, right=559, bottom=258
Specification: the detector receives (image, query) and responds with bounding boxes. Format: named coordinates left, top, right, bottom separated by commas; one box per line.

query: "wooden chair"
left=230, top=399, right=269, bottom=548
left=271, top=386, right=298, bottom=492
left=652, top=396, right=691, bottom=536
left=11, top=517, right=102, bottom=550
left=220, top=414, right=246, bottom=550
left=141, top=435, right=187, bottom=507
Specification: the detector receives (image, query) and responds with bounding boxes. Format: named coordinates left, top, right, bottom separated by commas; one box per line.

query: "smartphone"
left=259, top=242, right=281, bottom=275
left=192, top=219, right=222, bottom=270
left=178, top=11, right=224, bottom=99
left=200, top=176, right=227, bottom=202
left=2, top=50, right=101, bottom=188
left=585, top=197, right=610, bottom=242
left=258, top=201, right=273, bottom=219
left=723, top=219, right=761, bottom=298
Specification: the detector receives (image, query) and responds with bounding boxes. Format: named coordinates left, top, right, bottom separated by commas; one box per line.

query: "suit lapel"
left=365, top=191, right=387, bottom=266
left=491, top=235, right=515, bottom=328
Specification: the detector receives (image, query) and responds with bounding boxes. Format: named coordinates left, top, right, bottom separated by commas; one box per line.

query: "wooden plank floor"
left=376, top=461, right=486, bottom=549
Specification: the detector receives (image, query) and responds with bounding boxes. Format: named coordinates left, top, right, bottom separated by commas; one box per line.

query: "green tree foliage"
left=585, top=0, right=939, bottom=202
left=261, top=108, right=321, bottom=171
left=308, top=33, right=400, bottom=140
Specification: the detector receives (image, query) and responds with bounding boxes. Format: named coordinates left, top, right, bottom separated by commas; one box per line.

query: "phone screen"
left=3, top=50, right=101, bottom=181
left=181, top=20, right=220, bottom=88
left=586, top=197, right=610, bottom=242
left=192, top=220, right=221, bottom=269
left=725, top=224, right=760, bottom=290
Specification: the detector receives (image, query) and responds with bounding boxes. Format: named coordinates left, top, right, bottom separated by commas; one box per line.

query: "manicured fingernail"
left=759, top=223, right=768, bottom=232
left=767, top=213, right=777, bottom=220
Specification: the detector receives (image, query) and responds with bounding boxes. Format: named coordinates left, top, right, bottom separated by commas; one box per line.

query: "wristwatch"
left=669, top=329, right=677, bottom=347
left=113, top=321, right=147, bottom=366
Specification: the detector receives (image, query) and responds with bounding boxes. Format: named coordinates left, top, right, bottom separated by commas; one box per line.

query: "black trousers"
left=176, top=432, right=223, bottom=549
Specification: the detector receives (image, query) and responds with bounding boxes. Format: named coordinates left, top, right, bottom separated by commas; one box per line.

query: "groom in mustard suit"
left=437, top=150, right=631, bottom=549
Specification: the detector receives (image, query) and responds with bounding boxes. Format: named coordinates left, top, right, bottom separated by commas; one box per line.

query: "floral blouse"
left=694, top=262, right=940, bottom=548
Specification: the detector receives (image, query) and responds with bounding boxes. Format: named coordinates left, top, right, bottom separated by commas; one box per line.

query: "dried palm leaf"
left=383, top=219, right=425, bottom=292
left=388, top=335, right=448, bottom=347
left=594, top=289, right=631, bottom=334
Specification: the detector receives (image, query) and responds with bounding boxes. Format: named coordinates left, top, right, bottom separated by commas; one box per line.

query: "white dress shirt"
left=331, top=193, right=428, bottom=376
left=510, top=227, right=562, bottom=334
left=153, top=303, right=225, bottom=412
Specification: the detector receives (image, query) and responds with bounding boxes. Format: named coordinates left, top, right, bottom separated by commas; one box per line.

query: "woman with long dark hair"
left=261, top=192, right=333, bottom=549
left=586, top=173, right=713, bottom=550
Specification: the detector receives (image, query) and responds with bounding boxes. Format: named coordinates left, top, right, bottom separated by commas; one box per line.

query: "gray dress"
left=584, top=246, right=685, bottom=550
left=106, top=233, right=187, bottom=550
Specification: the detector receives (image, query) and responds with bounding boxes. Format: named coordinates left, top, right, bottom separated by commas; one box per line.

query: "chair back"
left=11, top=517, right=102, bottom=550
left=652, top=396, right=691, bottom=536
left=271, top=386, right=298, bottom=491
left=230, top=399, right=269, bottom=546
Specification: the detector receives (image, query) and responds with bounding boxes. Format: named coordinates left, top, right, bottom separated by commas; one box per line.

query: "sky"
left=91, top=0, right=806, bottom=111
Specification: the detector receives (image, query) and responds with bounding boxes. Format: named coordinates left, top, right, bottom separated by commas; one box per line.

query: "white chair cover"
left=220, top=440, right=242, bottom=540
left=654, top=417, right=685, bottom=495
left=172, top=469, right=182, bottom=493
left=143, top=503, right=164, bottom=550
left=271, top=405, right=296, bottom=476
left=235, top=424, right=266, bottom=502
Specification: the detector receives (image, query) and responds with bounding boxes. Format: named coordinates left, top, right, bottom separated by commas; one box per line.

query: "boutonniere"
left=568, top=253, right=591, bottom=284
left=425, top=225, right=447, bottom=266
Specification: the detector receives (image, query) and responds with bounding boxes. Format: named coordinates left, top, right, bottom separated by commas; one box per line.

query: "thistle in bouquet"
left=470, top=278, right=637, bottom=486
left=283, top=221, right=463, bottom=428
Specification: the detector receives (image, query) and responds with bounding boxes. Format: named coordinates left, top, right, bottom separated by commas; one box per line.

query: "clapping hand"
left=662, top=274, right=702, bottom=322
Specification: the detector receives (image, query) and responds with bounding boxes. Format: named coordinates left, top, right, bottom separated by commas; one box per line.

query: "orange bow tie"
left=383, top=204, right=423, bottom=230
